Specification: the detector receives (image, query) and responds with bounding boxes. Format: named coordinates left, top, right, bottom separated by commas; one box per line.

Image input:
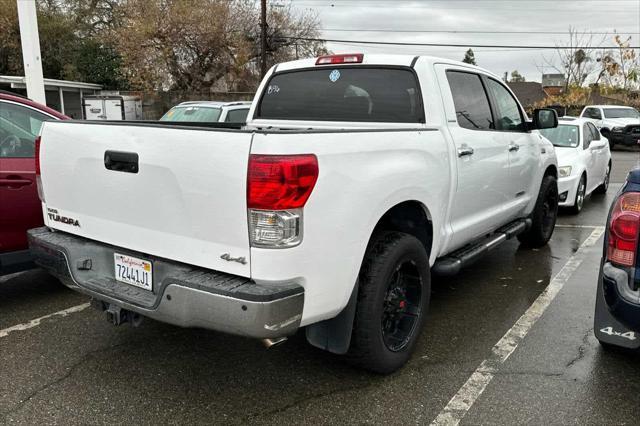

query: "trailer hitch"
left=91, top=299, right=143, bottom=327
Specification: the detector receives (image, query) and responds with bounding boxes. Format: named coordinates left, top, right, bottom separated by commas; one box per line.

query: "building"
left=507, top=82, right=548, bottom=110
left=0, top=76, right=101, bottom=119
left=541, top=73, right=566, bottom=96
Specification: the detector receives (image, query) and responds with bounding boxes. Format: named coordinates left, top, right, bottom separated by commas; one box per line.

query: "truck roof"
left=585, top=105, right=637, bottom=109
left=274, top=53, right=498, bottom=77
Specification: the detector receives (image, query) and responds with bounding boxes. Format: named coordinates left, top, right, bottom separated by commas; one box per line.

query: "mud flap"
left=594, top=265, right=640, bottom=349
left=306, top=283, right=358, bottom=355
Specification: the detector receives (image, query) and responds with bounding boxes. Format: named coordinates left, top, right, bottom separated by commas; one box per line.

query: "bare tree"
left=538, top=27, right=604, bottom=89
left=597, top=34, right=640, bottom=90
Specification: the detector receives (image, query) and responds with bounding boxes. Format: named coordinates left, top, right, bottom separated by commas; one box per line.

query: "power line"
left=320, top=28, right=640, bottom=35
left=283, top=36, right=640, bottom=49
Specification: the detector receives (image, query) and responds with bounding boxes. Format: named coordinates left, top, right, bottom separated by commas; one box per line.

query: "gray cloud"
left=290, top=0, right=640, bottom=82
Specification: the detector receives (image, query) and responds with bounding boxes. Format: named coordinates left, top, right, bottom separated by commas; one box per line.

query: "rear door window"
left=446, top=71, right=494, bottom=130
left=257, top=67, right=424, bottom=123
left=0, top=101, right=50, bottom=158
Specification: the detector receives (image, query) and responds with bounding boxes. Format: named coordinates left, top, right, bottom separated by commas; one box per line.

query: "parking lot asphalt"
left=2, top=149, right=640, bottom=425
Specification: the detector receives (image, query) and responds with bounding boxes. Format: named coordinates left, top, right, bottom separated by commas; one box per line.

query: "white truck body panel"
left=40, top=122, right=252, bottom=277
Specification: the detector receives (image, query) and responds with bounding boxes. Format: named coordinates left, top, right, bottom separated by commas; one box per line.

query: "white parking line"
left=0, top=303, right=90, bottom=339
left=430, top=226, right=605, bottom=426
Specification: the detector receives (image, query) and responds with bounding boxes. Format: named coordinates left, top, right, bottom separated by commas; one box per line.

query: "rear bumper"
left=27, top=227, right=304, bottom=338
left=599, top=262, right=640, bottom=329
left=0, top=249, right=35, bottom=276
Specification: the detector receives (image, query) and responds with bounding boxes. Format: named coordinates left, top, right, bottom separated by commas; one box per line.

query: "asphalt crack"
left=1, top=341, right=129, bottom=422
left=566, top=328, right=593, bottom=368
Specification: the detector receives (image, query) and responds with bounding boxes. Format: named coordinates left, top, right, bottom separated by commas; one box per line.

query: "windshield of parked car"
left=160, top=106, right=222, bottom=122
left=256, top=67, right=424, bottom=123
left=603, top=108, right=640, bottom=119
left=539, top=124, right=580, bottom=148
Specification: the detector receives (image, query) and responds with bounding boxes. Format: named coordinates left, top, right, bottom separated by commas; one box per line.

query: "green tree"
left=462, top=48, right=477, bottom=65
left=0, top=0, right=129, bottom=88
left=510, top=70, right=526, bottom=82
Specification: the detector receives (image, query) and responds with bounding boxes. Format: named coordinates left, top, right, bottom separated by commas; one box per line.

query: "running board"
left=433, top=218, right=531, bottom=276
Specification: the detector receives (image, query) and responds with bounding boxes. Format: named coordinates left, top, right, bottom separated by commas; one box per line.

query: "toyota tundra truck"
left=28, top=54, right=559, bottom=373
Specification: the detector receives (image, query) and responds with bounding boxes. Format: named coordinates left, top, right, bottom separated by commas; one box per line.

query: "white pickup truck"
left=29, top=54, right=559, bottom=373
left=580, top=105, right=640, bottom=148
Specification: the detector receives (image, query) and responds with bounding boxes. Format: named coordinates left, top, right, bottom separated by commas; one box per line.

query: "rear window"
left=256, top=67, right=424, bottom=123
left=160, top=106, right=222, bottom=122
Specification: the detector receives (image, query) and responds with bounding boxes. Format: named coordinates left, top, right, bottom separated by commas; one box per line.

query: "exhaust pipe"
left=262, top=337, right=288, bottom=348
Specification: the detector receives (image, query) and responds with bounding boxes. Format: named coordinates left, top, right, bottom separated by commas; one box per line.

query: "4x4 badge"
left=220, top=253, right=247, bottom=265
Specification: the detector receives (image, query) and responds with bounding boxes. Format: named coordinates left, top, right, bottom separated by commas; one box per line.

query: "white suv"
left=160, top=101, right=252, bottom=123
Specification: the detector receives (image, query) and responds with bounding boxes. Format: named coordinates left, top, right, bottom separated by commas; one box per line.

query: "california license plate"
left=114, top=253, right=152, bottom=291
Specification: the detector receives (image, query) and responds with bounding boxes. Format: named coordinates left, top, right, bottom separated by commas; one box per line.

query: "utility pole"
left=260, top=0, right=268, bottom=77
left=17, top=0, right=46, bottom=103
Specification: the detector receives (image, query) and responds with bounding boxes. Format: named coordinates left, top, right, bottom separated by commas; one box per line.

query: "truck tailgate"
left=39, top=121, right=253, bottom=276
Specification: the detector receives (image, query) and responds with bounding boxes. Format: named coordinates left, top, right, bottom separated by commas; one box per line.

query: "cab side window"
left=584, top=108, right=602, bottom=120
left=0, top=101, right=50, bottom=158
left=225, top=108, right=249, bottom=123
left=486, top=78, right=525, bottom=132
left=446, top=71, right=494, bottom=131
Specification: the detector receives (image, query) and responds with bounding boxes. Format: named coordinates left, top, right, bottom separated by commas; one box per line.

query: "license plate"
left=114, top=253, right=152, bottom=291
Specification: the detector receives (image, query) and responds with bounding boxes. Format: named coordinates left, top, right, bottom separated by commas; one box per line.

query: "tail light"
left=607, top=192, right=640, bottom=266
left=35, top=136, right=41, bottom=176
left=35, top=136, right=44, bottom=202
left=247, top=154, right=318, bottom=248
left=316, top=53, right=363, bottom=65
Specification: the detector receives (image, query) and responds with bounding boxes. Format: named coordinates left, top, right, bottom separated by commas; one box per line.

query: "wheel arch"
left=305, top=199, right=434, bottom=355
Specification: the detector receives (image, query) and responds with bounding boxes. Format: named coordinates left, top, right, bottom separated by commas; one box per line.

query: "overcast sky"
left=288, top=0, right=640, bottom=82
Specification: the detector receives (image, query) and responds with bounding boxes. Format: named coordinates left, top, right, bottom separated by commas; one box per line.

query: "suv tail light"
left=247, top=154, right=318, bottom=248
left=607, top=192, right=640, bottom=266
left=35, top=136, right=45, bottom=202
left=316, top=53, right=363, bottom=65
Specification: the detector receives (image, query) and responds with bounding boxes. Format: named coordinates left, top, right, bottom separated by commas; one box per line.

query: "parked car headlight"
left=612, top=126, right=624, bottom=133
left=559, top=166, right=572, bottom=177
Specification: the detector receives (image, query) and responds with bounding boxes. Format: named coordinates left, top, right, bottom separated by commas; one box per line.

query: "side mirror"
left=532, top=108, right=558, bottom=129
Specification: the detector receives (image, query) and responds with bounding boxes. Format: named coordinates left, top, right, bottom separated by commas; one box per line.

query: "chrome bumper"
left=27, top=227, right=304, bottom=338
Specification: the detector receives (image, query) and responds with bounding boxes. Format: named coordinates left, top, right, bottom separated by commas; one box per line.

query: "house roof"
left=507, top=82, right=548, bottom=108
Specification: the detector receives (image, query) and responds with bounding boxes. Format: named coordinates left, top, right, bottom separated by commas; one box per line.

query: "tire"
left=518, top=174, right=559, bottom=248
left=347, top=231, right=430, bottom=374
left=594, top=162, right=611, bottom=194
left=569, top=174, right=586, bottom=214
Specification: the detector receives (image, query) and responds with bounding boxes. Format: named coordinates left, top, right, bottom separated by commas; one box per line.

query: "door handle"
left=0, top=178, right=32, bottom=188
left=508, top=142, right=520, bottom=152
left=104, top=150, right=139, bottom=173
left=457, top=146, right=474, bottom=157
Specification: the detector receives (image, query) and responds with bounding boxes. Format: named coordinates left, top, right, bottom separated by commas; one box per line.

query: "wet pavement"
left=2, top=150, right=640, bottom=425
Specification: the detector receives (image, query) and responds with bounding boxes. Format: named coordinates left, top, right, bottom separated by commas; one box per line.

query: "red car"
left=0, top=91, right=68, bottom=275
